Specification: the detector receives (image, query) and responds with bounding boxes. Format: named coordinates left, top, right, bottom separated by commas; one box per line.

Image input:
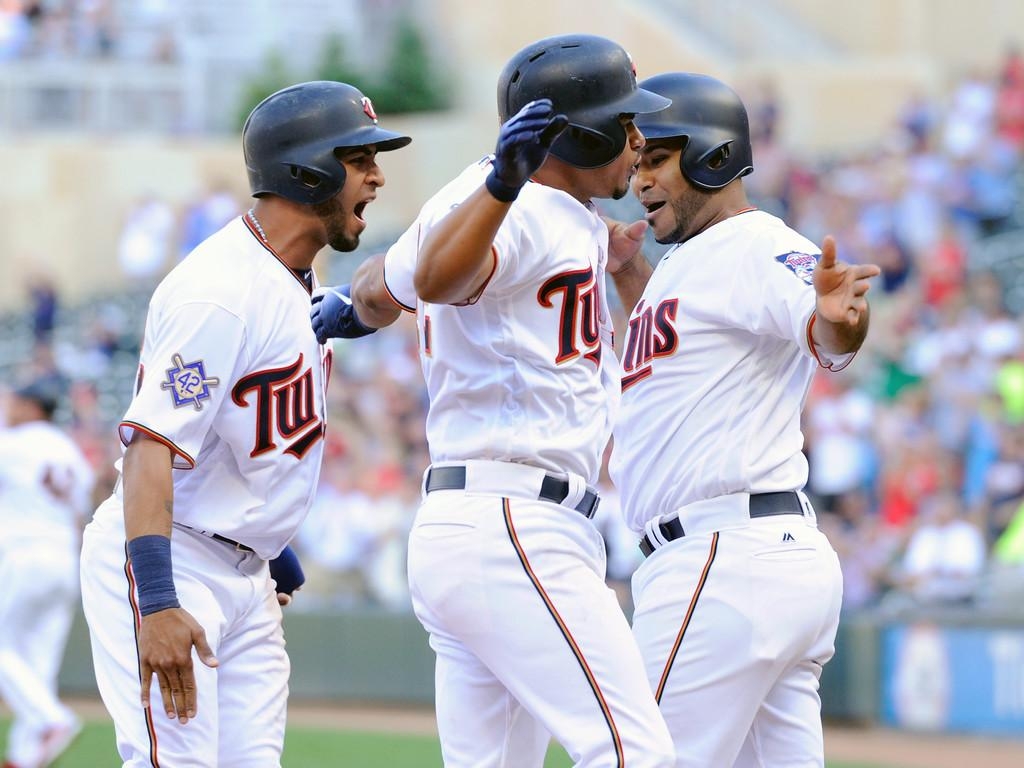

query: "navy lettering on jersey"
left=232, top=353, right=323, bottom=459
left=538, top=267, right=602, bottom=365
left=621, top=298, right=679, bottom=391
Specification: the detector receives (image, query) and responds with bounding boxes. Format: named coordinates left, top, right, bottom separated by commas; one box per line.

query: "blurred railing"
left=0, top=61, right=205, bottom=134
left=638, top=0, right=841, bottom=61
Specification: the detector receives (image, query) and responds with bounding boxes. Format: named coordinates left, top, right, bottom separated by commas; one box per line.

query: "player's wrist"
left=610, top=251, right=641, bottom=276
left=127, top=535, right=181, bottom=616
left=485, top=167, right=521, bottom=203
left=345, top=295, right=378, bottom=338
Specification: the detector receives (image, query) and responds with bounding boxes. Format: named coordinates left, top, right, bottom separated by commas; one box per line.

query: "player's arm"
left=605, top=217, right=654, bottom=315
left=415, top=99, right=569, bottom=305
left=810, top=235, right=881, bottom=355
left=123, top=433, right=218, bottom=724
left=414, top=186, right=509, bottom=304
left=352, top=251, right=402, bottom=328
left=310, top=251, right=403, bottom=344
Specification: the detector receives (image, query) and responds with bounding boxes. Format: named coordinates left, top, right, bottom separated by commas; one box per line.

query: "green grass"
left=0, top=718, right=896, bottom=767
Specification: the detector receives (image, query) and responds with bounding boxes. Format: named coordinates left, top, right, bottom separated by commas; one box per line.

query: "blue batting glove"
left=486, top=99, right=569, bottom=203
left=310, top=284, right=377, bottom=344
left=269, top=545, right=305, bottom=597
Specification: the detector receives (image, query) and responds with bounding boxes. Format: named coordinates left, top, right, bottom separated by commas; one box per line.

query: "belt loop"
left=643, top=516, right=668, bottom=550
left=563, top=474, right=587, bottom=511
left=420, top=465, right=432, bottom=500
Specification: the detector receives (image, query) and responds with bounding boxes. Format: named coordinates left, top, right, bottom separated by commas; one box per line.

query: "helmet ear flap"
left=700, top=141, right=732, bottom=171
left=289, top=165, right=329, bottom=191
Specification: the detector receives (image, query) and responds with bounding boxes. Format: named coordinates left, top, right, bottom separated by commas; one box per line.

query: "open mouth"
left=354, top=199, right=372, bottom=223
left=644, top=201, right=666, bottom=215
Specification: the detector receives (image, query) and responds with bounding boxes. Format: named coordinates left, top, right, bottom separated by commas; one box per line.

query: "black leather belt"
left=425, top=465, right=600, bottom=519
left=210, top=533, right=254, bottom=553
left=639, top=492, right=803, bottom=557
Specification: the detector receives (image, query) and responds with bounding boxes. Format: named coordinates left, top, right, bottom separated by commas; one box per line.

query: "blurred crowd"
left=0, top=0, right=176, bottom=62
left=4, top=46, right=1024, bottom=617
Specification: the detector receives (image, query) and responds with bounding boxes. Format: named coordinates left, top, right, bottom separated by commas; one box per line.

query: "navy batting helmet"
left=497, top=34, right=670, bottom=169
left=242, top=81, right=411, bottom=205
left=634, top=73, right=753, bottom=190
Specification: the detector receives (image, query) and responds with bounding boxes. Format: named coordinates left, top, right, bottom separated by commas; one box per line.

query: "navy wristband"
left=127, top=535, right=180, bottom=616
left=485, top=169, right=521, bottom=203
left=347, top=302, right=378, bottom=338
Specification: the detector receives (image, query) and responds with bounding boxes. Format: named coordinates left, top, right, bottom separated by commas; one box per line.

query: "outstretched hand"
left=486, top=99, right=569, bottom=202
left=812, top=235, right=881, bottom=327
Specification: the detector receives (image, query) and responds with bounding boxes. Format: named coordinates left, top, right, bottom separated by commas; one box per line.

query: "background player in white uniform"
left=0, top=379, right=93, bottom=768
left=79, top=81, right=410, bottom=767
left=608, top=73, right=882, bottom=768
left=311, top=34, right=676, bottom=768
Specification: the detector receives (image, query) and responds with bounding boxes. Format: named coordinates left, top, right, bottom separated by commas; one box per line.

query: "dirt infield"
left=46, top=698, right=1024, bottom=767
left=283, top=701, right=1024, bottom=768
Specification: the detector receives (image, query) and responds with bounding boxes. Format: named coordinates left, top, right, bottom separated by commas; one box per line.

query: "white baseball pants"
left=408, top=461, right=675, bottom=768
left=80, top=497, right=289, bottom=768
left=631, top=493, right=843, bottom=768
left=0, top=531, right=80, bottom=767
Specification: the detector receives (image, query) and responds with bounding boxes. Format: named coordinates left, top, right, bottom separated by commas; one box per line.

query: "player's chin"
left=328, top=226, right=361, bottom=253
left=646, top=209, right=674, bottom=243
left=610, top=183, right=631, bottom=201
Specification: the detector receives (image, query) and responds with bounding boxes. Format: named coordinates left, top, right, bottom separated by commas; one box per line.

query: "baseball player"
left=78, top=81, right=410, bottom=767
left=312, top=34, right=676, bottom=767
left=0, top=379, right=93, bottom=768
left=607, top=72, right=881, bottom=767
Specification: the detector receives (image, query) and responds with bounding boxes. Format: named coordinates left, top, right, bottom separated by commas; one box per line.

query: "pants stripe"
left=502, top=498, right=625, bottom=767
left=654, top=533, right=719, bottom=704
left=124, top=544, right=161, bottom=768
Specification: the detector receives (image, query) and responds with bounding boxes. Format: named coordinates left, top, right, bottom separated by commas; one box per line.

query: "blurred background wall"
left=3, top=0, right=1024, bottom=740
left=3, top=0, right=1023, bottom=307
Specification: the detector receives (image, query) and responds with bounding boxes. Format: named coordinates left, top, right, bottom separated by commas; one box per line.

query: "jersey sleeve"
left=736, top=246, right=854, bottom=369
left=119, top=302, right=247, bottom=469
left=382, top=220, right=421, bottom=312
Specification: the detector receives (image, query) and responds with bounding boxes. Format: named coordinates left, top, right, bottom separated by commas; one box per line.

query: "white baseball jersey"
left=611, top=210, right=845, bottom=768
left=104, top=215, right=329, bottom=558
left=0, top=420, right=92, bottom=767
left=384, top=158, right=620, bottom=484
left=81, top=214, right=328, bottom=767
left=392, top=159, right=675, bottom=765
left=611, top=209, right=844, bottom=532
left=0, top=420, right=93, bottom=540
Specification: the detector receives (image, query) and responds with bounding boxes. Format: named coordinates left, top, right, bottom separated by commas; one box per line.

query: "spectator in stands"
left=805, top=370, right=877, bottom=515
left=178, top=183, right=242, bottom=260
left=819, top=490, right=902, bottom=609
left=889, top=489, right=986, bottom=606
left=116, top=194, right=175, bottom=286
left=943, top=68, right=997, bottom=161
left=25, top=271, right=58, bottom=344
left=0, top=0, right=32, bottom=60
left=995, top=43, right=1024, bottom=151
left=295, top=449, right=416, bottom=609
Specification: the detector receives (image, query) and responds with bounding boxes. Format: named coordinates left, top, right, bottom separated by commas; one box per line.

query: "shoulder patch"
left=774, top=251, right=818, bottom=284
left=161, top=353, right=220, bottom=410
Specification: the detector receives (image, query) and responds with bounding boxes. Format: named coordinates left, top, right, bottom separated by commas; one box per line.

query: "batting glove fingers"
left=487, top=99, right=569, bottom=202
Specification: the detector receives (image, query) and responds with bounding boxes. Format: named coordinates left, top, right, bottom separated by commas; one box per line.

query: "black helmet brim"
left=333, top=125, right=412, bottom=152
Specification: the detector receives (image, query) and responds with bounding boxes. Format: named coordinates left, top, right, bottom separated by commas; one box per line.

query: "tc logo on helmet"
left=361, top=97, right=378, bottom=123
